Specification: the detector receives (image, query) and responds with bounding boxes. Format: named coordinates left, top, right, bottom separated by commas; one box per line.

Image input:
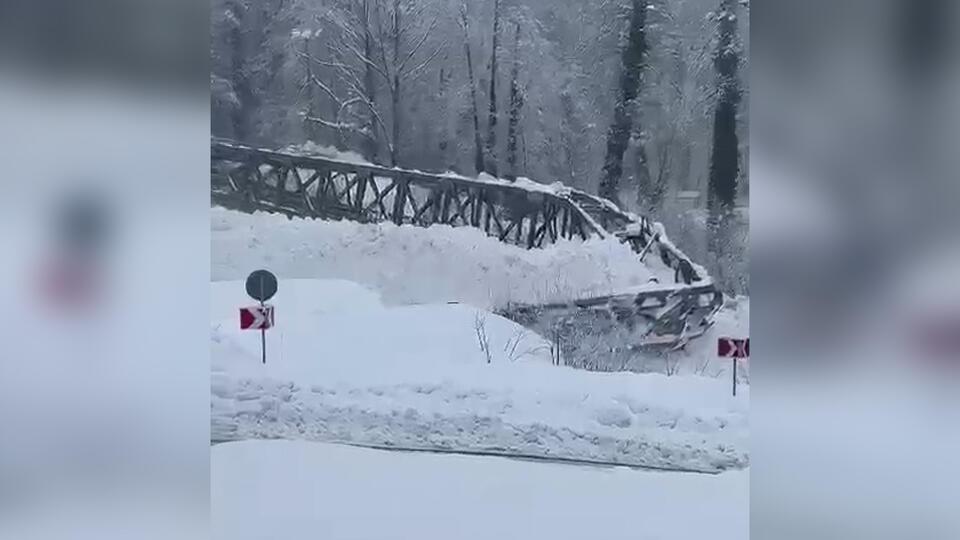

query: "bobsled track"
left=211, top=138, right=723, bottom=357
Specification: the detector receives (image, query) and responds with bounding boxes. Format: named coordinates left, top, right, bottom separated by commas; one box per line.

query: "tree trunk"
left=708, top=0, right=741, bottom=213
left=391, top=74, right=400, bottom=166
left=228, top=1, right=250, bottom=142
left=438, top=65, right=450, bottom=166
left=389, top=0, right=402, bottom=166
left=361, top=0, right=378, bottom=161
left=707, top=0, right=741, bottom=289
left=301, top=37, right=317, bottom=141
left=633, top=141, right=654, bottom=210
left=485, top=0, right=502, bottom=176
left=598, top=0, right=647, bottom=207
left=461, top=5, right=485, bottom=175
left=506, top=23, right=522, bottom=181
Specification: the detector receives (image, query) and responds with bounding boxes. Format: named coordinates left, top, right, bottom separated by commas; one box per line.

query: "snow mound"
left=211, top=279, right=748, bottom=472
left=279, top=140, right=368, bottom=165
left=211, top=207, right=668, bottom=309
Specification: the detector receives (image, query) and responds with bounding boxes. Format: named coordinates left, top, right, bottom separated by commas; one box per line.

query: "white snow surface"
left=211, top=207, right=673, bottom=308
left=279, top=140, right=369, bottom=164
left=211, top=279, right=748, bottom=472
left=212, top=440, right=749, bottom=540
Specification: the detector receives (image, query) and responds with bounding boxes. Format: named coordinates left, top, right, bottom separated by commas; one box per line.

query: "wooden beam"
left=301, top=170, right=321, bottom=193
left=354, top=173, right=368, bottom=219
left=225, top=171, right=241, bottom=193
left=440, top=186, right=451, bottom=223
left=430, top=188, right=443, bottom=225
left=290, top=166, right=305, bottom=192
left=362, top=178, right=395, bottom=218
left=547, top=205, right=559, bottom=243
left=274, top=167, right=287, bottom=198
left=482, top=193, right=492, bottom=233
left=576, top=214, right=589, bottom=240
left=527, top=211, right=539, bottom=249
left=405, top=187, right=422, bottom=222
left=392, top=176, right=408, bottom=225
left=316, top=169, right=331, bottom=214
left=412, top=195, right=435, bottom=224
left=498, top=220, right=517, bottom=242
left=487, top=199, right=504, bottom=236
left=451, top=188, right=472, bottom=226
left=560, top=205, right=569, bottom=238
left=338, top=174, right=362, bottom=207
left=533, top=210, right=551, bottom=247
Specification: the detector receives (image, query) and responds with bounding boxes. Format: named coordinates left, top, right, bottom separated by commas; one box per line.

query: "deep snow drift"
left=213, top=440, right=749, bottom=540
left=211, top=207, right=673, bottom=308
left=212, top=279, right=748, bottom=472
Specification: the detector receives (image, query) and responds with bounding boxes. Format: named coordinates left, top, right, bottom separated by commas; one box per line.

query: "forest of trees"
left=211, top=0, right=749, bottom=293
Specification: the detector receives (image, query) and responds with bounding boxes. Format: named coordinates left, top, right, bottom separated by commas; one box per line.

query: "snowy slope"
left=212, top=440, right=749, bottom=540
left=211, top=207, right=673, bottom=308
left=212, top=279, right=748, bottom=472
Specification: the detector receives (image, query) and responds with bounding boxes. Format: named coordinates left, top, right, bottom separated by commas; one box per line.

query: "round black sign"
left=245, top=269, right=278, bottom=302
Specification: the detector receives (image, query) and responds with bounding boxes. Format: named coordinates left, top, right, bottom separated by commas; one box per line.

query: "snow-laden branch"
left=397, top=17, right=438, bottom=72
left=401, top=42, right=445, bottom=82
left=342, top=39, right=390, bottom=81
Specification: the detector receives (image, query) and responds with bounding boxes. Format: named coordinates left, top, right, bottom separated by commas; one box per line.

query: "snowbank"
left=279, top=140, right=369, bottom=165
left=213, top=440, right=749, bottom=540
left=211, top=279, right=748, bottom=472
left=212, top=207, right=672, bottom=308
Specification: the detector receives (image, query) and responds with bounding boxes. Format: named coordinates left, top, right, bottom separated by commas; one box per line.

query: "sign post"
left=242, top=269, right=278, bottom=364
left=717, top=337, right=749, bottom=396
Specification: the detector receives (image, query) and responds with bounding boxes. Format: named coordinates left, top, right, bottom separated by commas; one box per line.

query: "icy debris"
left=279, top=141, right=368, bottom=165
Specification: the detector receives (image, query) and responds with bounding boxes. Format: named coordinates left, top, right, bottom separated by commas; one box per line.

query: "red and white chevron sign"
left=240, top=305, right=274, bottom=330
left=718, top=337, right=749, bottom=358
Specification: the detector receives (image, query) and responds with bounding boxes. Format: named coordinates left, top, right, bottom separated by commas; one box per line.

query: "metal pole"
left=732, top=358, right=737, bottom=396
left=259, top=276, right=266, bottom=365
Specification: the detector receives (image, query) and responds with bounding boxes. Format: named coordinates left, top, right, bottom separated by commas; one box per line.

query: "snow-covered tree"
left=598, top=0, right=648, bottom=207
left=210, top=0, right=749, bottom=290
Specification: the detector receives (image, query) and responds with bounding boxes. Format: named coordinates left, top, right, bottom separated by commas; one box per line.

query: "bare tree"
left=219, top=0, right=294, bottom=143
left=295, top=1, right=388, bottom=160
left=707, top=0, right=743, bottom=291
left=474, top=311, right=492, bottom=364
left=373, top=0, right=444, bottom=166
left=663, top=352, right=682, bottom=376
left=503, top=327, right=550, bottom=363
left=211, top=0, right=749, bottom=238
left=437, top=60, right=451, bottom=167
left=485, top=0, right=503, bottom=176
left=297, top=0, right=443, bottom=166
left=459, top=1, right=485, bottom=175
left=505, top=21, right=523, bottom=180
left=598, top=0, right=649, bottom=206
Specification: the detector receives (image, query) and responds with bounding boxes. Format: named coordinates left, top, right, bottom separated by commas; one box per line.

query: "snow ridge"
left=211, top=375, right=747, bottom=473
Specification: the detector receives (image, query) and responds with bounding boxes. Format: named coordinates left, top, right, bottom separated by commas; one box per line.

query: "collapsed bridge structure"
left=211, top=139, right=724, bottom=359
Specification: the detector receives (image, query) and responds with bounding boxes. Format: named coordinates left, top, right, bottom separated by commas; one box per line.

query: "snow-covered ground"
left=211, top=207, right=674, bottom=308
left=212, top=440, right=749, bottom=540
left=212, top=279, right=748, bottom=472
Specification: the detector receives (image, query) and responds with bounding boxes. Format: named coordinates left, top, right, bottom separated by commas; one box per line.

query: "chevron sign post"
left=241, top=269, right=279, bottom=364
left=718, top=337, right=749, bottom=396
